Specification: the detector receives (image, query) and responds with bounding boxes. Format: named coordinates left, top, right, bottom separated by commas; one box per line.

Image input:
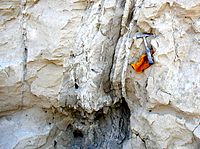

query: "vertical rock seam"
left=20, top=0, right=28, bottom=109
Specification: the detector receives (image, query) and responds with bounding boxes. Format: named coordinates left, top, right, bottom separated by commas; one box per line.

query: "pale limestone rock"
left=123, top=134, right=146, bottom=149
left=117, top=0, right=200, bottom=148
left=193, top=125, right=200, bottom=139
left=130, top=110, right=197, bottom=148
left=59, top=0, right=125, bottom=112
left=31, top=63, right=63, bottom=99
left=0, top=107, right=53, bottom=149
left=0, top=0, right=24, bottom=114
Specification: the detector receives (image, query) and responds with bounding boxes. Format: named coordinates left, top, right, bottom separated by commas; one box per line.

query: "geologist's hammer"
left=135, top=33, right=155, bottom=64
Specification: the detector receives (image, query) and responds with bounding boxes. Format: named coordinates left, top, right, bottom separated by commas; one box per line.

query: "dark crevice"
left=23, top=48, right=28, bottom=79
left=75, top=83, right=79, bottom=89
left=53, top=140, right=57, bottom=147
left=73, top=129, right=84, bottom=138
left=133, top=130, right=148, bottom=149
left=63, top=98, right=130, bottom=149
left=127, top=9, right=134, bottom=26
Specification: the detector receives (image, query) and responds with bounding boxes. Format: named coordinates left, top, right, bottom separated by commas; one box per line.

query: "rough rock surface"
left=0, top=0, right=200, bottom=149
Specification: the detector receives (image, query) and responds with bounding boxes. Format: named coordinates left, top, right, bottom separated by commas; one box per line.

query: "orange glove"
left=131, top=51, right=154, bottom=73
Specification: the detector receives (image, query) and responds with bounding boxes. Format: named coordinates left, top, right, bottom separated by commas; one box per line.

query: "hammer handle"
left=146, top=47, right=154, bottom=64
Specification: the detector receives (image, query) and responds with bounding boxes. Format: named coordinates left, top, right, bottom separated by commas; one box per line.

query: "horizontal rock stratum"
left=0, top=0, right=200, bottom=149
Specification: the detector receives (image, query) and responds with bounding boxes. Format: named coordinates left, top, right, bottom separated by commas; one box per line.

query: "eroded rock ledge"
left=0, top=99, right=130, bottom=149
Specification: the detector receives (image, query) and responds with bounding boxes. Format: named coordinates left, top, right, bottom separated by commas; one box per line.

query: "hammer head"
left=136, top=33, right=154, bottom=39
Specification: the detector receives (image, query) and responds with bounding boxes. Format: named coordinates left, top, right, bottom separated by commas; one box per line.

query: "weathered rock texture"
left=0, top=0, right=200, bottom=149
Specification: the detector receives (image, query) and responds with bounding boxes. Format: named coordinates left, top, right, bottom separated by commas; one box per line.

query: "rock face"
left=0, top=0, right=200, bottom=149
